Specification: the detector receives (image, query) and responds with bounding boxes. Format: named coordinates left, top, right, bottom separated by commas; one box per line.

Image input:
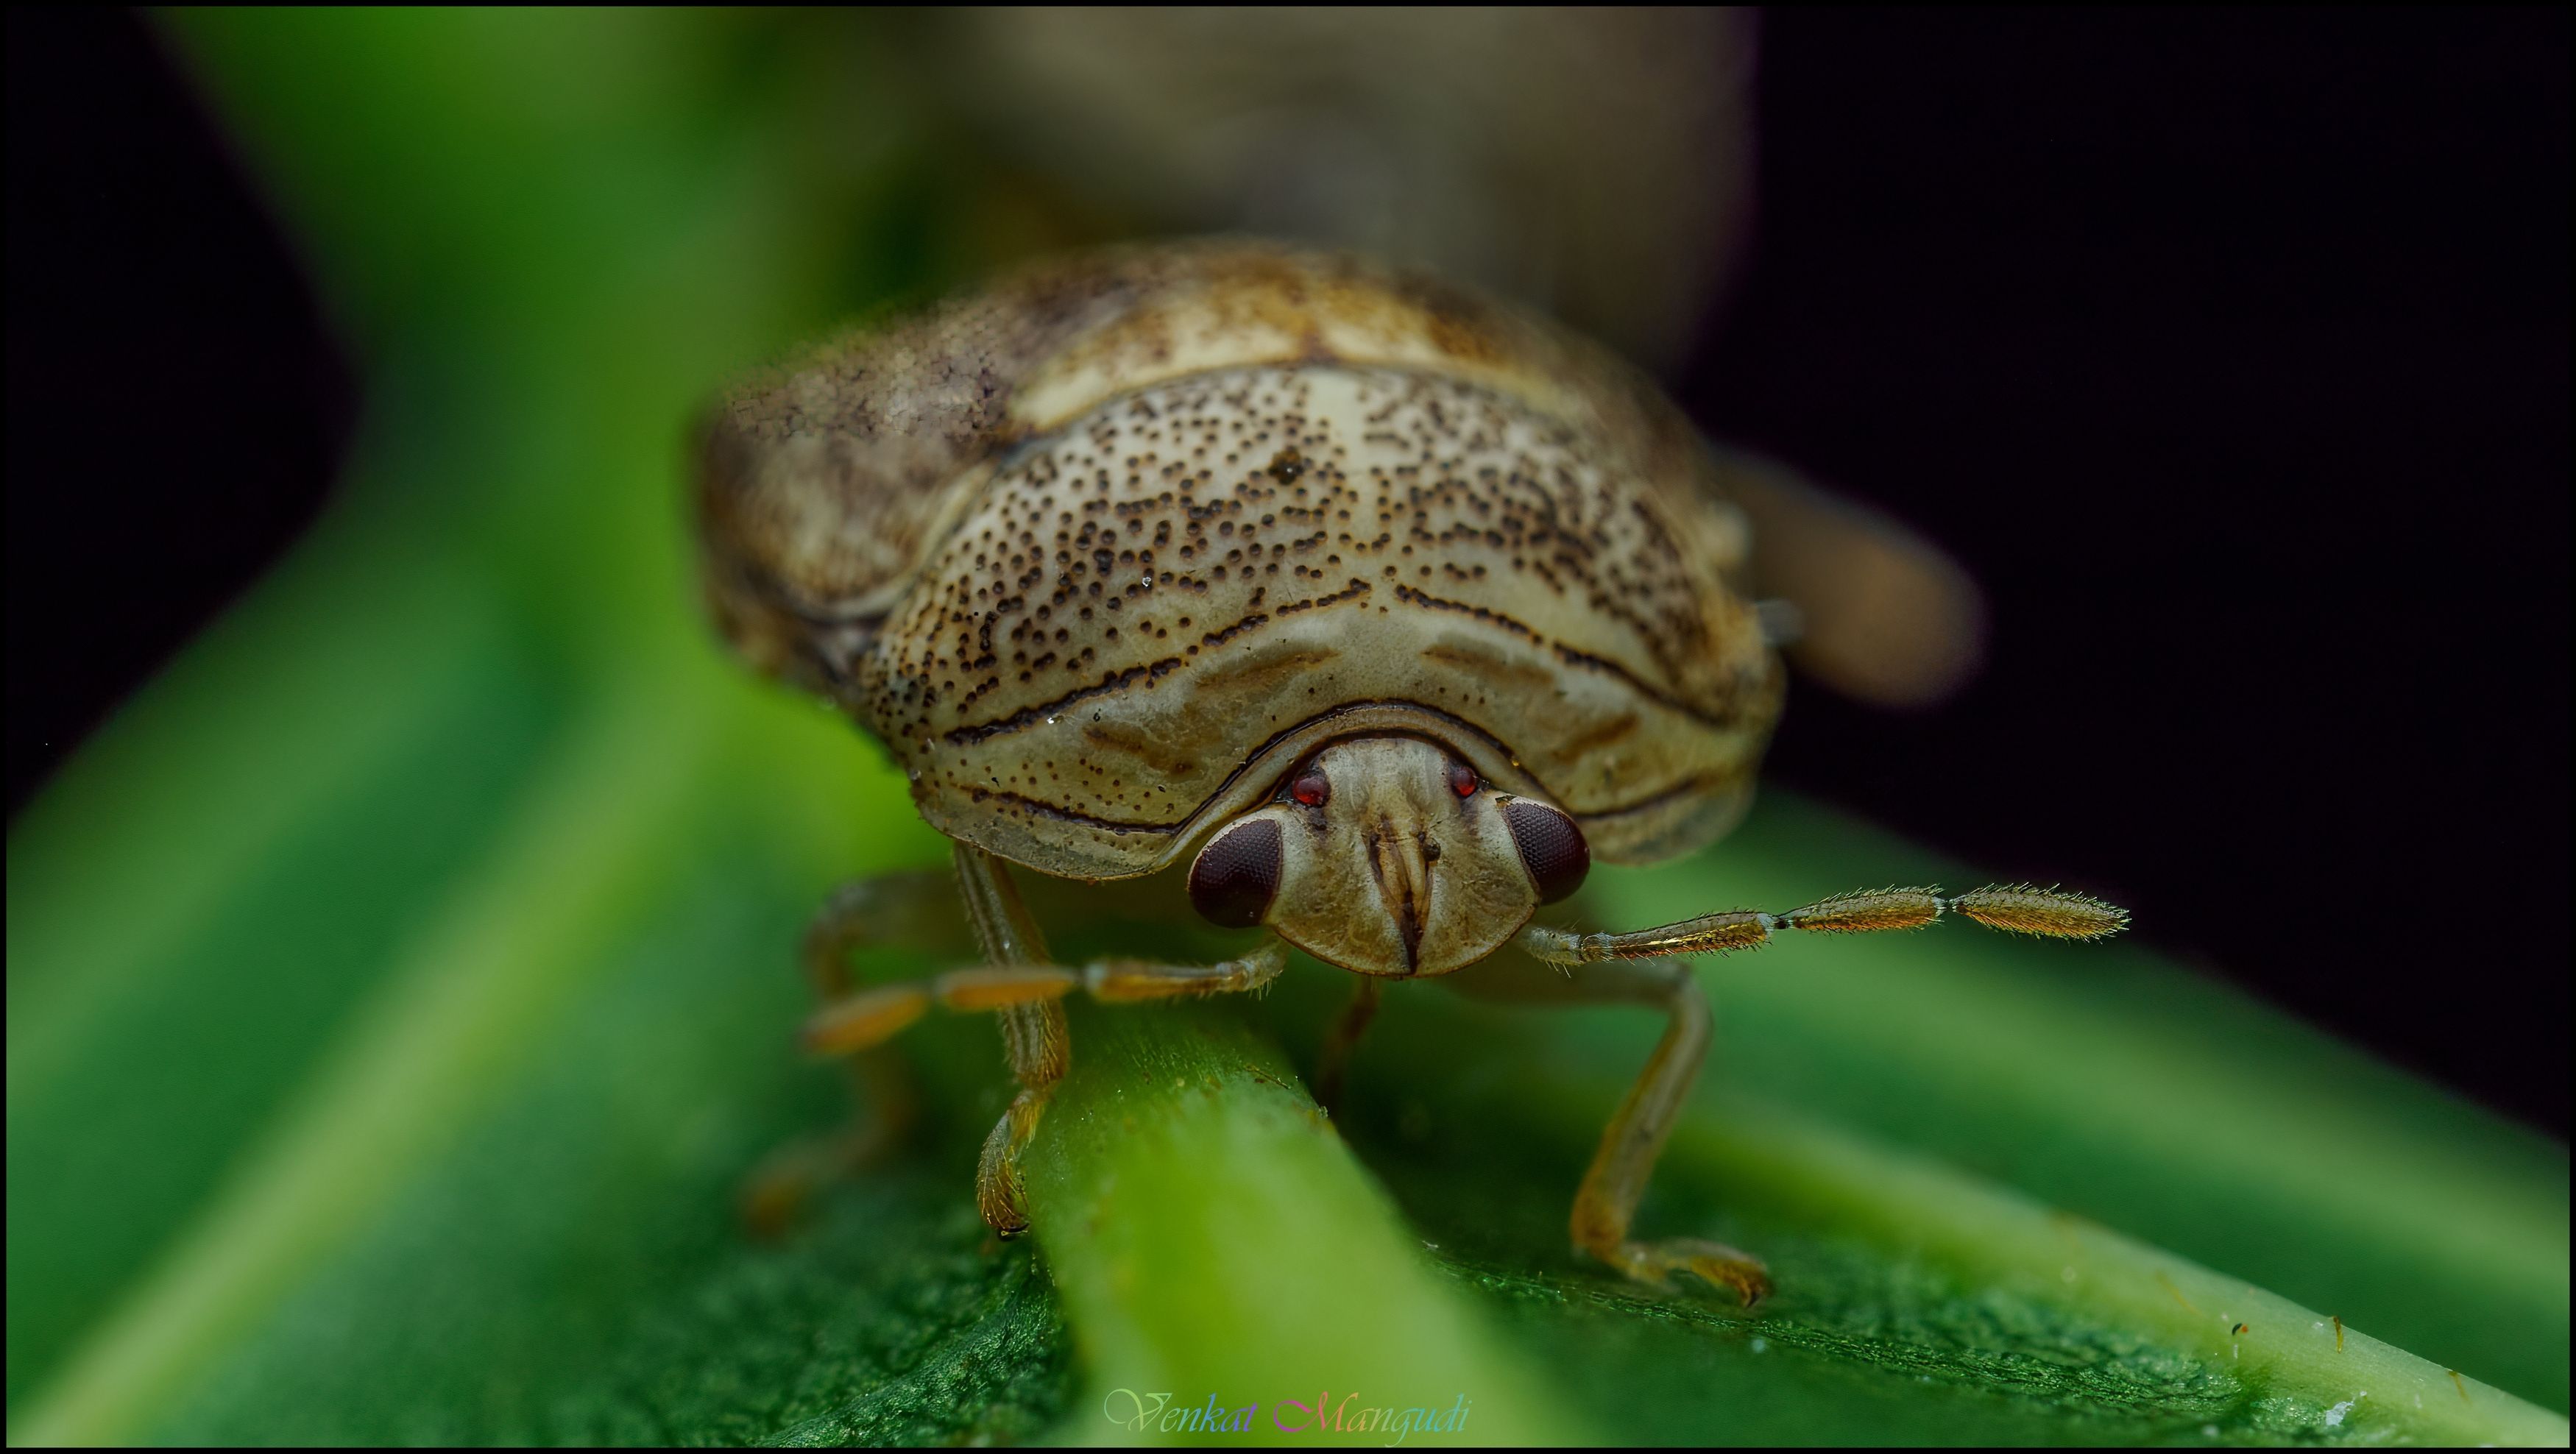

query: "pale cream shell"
left=699, top=240, right=1782, bottom=881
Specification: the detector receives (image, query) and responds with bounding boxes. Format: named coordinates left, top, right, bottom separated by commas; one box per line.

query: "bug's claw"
left=975, top=1090, right=1044, bottom=1238
left=1689, top=1252, right=1773, bottom=1308
left=975, top=1140, right=1030, bottom=1238
left=1610, top=1237, right=1772, bottom=1308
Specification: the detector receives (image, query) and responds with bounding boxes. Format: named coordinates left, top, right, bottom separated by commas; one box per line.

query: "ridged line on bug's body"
left=941, top=657, right=1194, bottom=745
left=937, top=573, right=1742, bottom=748
left=1392, top=583, right=1543, bottom=642
left=1549, top=643, right=1746, bottom=733
left=1565, top=771, right=1727, bottom=825
left=938, top=584, right=1370, bottom=746
left=1338, top=581, right=1749, bottom=734
left=949, top=696, right=1724, bottom=838
left=1276, top=577, right=1373, bottom=616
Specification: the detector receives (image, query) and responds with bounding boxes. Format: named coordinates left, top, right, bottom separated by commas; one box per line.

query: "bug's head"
left=1185, top=736, right=1590, bottom=976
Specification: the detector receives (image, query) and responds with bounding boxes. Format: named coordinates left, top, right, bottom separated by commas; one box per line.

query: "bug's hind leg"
left=740, top=870, right=960, bottom=1235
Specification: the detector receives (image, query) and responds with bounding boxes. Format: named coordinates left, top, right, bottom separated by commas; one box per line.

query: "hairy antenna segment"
left=1947, top=884, right=2130, bottom=940
left=1780, top=887, right=1945, bottom=934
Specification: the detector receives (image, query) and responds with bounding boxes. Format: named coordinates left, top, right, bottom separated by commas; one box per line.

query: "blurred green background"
left=7, top=10, right=2566, bottom=1446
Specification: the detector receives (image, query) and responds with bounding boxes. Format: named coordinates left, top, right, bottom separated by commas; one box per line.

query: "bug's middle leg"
left=740, top=868, right=958, bottom=1235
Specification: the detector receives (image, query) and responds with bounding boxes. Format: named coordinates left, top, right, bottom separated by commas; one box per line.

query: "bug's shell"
left=698, top=240, right=1782, bottom=882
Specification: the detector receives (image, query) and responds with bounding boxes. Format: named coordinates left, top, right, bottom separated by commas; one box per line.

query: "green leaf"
left=8, top=10, right=2565, bottom=1447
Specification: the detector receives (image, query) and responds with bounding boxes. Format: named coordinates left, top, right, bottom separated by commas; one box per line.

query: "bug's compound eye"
left=1187, top=818, right=1285, bottom=928
left=1446, top=759, right=1479, bottom=798
left=1289, top=767, right=1331, bottom=809
left=1502, top=800, right=1590, bottom=904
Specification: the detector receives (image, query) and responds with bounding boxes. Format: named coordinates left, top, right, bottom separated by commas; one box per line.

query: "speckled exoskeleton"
left=696, top=239, right=2123, bottom=1303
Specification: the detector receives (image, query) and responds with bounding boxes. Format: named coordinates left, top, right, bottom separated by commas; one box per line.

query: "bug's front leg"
left=1450, top=953, right=1769, bottom=1304
left=1565, top=960, right=1773, bottom=1303
left=807, top=845, right=1288, bottom=1238
left=952, top=845, right=1062, bottom=1238
left=1510, top=882, right=2126, bottom=1301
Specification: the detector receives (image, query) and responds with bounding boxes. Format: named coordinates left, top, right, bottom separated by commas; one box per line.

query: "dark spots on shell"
left=856, top=361, right=1764, bottom=820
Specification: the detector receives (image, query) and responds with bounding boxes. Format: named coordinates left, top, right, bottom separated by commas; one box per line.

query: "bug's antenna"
left=1944, top=884, right=2129, bottom=939
left=1521, top=883, right=2127, bottom=965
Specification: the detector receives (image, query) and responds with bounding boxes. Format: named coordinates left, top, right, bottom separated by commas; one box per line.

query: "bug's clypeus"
left=693, top=238, right=2124, bottom=1304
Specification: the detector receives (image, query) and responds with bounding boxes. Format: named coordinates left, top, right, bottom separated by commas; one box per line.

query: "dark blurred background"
left=8, top=9, right=2566, bottom=1135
